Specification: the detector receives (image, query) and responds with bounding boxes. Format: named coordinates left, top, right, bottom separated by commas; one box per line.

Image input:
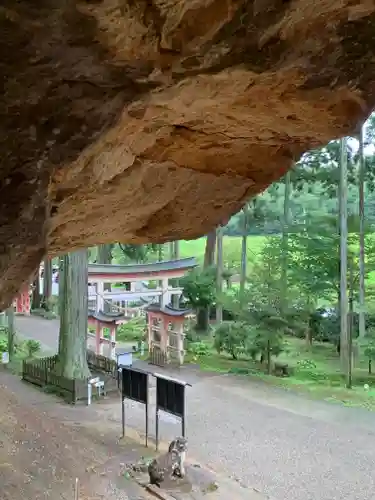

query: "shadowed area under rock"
left=1, top=0, right=375, bottom=308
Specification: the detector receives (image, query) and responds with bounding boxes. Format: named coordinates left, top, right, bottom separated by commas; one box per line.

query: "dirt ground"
left=0, top=368, right=154, bottom=500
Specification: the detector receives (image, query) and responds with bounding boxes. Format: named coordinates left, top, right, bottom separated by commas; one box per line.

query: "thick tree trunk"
left=216, top=226, right=223, bottom=323
left=6, top=306, right=15, bottom=361
left=97, top=244, right=112, bottom=265
left=339, top=137, right=350, bottom=381
left=358, top=127, right=366, bottom=340
left=42, top=258, right=52, bottom=310
left=198, top=231, right=216, bottom=331
left=32, top=276, right=41, bottom=310
left=56, top=250, right=90, bottom=380
left=97, top=244, right=112, bottom=312
left=204, top=231, right=216, bottom=267
left=196, top=307, right=209, bottom=332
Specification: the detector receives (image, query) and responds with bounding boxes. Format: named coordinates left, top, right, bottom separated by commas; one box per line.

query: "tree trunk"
left=305, top=327, right=313, bottom=347
left=42, top=258, right=52, bottom=310
left=358, top=126, right=366, bottom=339
left=216, top=226, right=223, bottom=323
left=56, top=250, right=90, bottom=380
left=339, top=137, right=350, bottom=378
left=347, top=257, right=354, bottom=388
left=169, top=242, right=174, bottom=260
left=6, top=306, right=15, bottom=361
left=281, top=170, right=292, bottom=312
left=171, top=241, right=180, bottom=308
left=97, top=244, right=112, bottom=312
left=158, top=244, right=164, bottom=262
left=204, top=231, right=216, bottom=267
left=239, top=205, right=249, bottom=296
left=32, top=276, right=41, bottom=310
left=196, top=308, right=209, bottom=332
left=97, top=244, right=112, bottom=265
left=267, top=339, right=271, bottom=375
left=198, top=231, right=216, bottom=330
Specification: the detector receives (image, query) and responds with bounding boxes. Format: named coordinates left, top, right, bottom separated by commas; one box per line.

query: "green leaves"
left=117, top=243, right=158, bottom=263
left=213, top=321, right=250, bottom=359
left=181, top=266, right=216, bottom=308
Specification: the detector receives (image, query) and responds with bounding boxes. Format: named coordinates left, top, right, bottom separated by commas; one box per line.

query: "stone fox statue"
left=148, top=437, right=188, bottom=487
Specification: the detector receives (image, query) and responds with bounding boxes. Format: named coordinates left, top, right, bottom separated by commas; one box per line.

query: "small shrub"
left=188, top=341, right=210, bottom=357
left=117, top=317, right=146, bottom=342
left=296, top=359, right=317, bottom=370
left=25, top=340, right=41, bottom=358
left=213, top=321, right=249, bottom=359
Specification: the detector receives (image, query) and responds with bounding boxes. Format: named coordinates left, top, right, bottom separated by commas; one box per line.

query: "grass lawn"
left=179, top=236, right=267, bottom=266
left=180, top=235, right=375, bottom=292
left=186, top=336, right=375, bottom=411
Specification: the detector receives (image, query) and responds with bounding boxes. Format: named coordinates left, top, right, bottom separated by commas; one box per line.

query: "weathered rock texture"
left=1, top=0, right=375, bottom=308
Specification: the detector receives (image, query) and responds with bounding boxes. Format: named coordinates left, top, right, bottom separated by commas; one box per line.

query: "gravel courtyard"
left=16, top=316, right=375, bottom=500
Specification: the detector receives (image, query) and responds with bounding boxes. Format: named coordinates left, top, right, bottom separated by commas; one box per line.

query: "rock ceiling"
left=1, top=0, right=375, bottom=308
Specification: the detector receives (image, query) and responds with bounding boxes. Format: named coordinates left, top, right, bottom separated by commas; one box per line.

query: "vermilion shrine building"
left=86, top=258, right=196, bottom=362
left=17, top=258, right=196, bottom=364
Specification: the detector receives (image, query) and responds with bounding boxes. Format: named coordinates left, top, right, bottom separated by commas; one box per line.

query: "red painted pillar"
left=23, top=287, right=31, bottom=315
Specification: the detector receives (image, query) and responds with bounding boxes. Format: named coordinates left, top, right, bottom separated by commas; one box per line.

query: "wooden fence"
left=149, top=346, right=167, bottom=367
left=87, top=350, right=117, bottom=378
left=22, top=351, right=119, bottom=403
left=22, top=355, right=87, bottom=403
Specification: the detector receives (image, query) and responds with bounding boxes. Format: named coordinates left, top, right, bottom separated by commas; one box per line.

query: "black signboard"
left=122, top=367, right=148, bottom=404
left=156, top=376, right=185, bottom=418
left=121, top=367, right=149, bottom=446
left=155, top=374, right=191, bottom=450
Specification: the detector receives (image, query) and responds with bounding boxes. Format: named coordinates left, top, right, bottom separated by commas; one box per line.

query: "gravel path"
left=15, top=316, right=375, bottom=500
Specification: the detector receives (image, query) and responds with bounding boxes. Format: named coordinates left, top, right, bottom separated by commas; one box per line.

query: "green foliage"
left=25, top=340, right=41, bottom=358
left=360, top=328, right=375, bottom=361
left=219, top=246, right=289, bottom=369
left=0, top=337, right=8, bottom=353
left=181, top=266, right=216, bottom=309
left=116, top=317, right=146, bottom=342
left=213, top=321, right=250, bottom=359
left=116, top=243, right=158, bottom=263
left=188, top=341, right=210, bottom=357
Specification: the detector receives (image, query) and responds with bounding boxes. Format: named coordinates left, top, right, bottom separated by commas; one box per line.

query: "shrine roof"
left=88, top=257, right=196, bottom=277
left=145, top=304, right=192, bottom=317
left=88, top=309, right=126, bottom=323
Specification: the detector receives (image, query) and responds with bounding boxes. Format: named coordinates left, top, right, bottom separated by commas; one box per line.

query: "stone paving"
left=15, top=316, right=375, bottom=500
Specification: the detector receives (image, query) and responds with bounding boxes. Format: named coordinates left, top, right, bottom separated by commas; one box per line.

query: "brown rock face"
left=1, top=0, right=375, bottom=308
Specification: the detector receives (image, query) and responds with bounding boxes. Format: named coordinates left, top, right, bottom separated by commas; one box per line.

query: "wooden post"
left=99, top=325, right=104, bottom=356
left=95, top=321, right=101, bottom=355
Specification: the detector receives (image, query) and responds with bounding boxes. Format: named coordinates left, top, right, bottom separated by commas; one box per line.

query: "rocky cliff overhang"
left=1, top=0, right=375, bottom=308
